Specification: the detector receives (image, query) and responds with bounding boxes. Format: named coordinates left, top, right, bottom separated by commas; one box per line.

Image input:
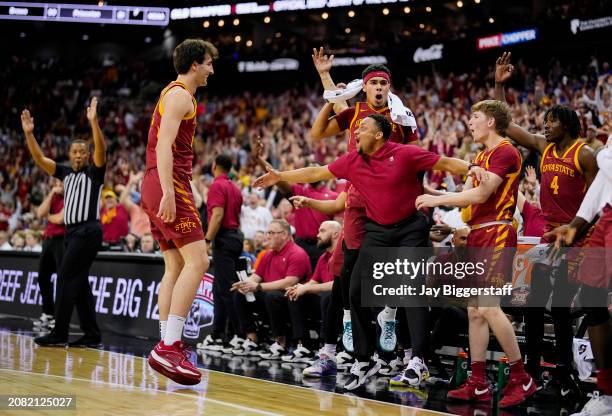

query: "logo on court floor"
left=175, top=217, right=197, bottom=234
left=184, top=273, right=214, bottom=339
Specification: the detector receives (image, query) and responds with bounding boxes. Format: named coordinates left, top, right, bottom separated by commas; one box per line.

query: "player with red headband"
left=309, top=51, right=425, bottom=386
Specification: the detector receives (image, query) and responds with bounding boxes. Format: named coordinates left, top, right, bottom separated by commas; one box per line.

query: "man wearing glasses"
left=230, top=219, right=311, bottom=359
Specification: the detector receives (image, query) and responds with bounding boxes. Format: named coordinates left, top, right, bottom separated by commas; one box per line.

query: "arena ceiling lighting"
left=170, top=0, right=411, bottom=20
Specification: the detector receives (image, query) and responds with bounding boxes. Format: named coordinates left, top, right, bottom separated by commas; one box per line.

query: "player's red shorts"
left=141, top=168, right=204, bottom=251
left=343, top=205, right=366, bottom=250
left=330, top=203, right=366, bottom=277
left=577, top=205, right=612, bottom=289
left=467, top=223, right=517, bottom=288
left=330, top=230, right=345, bottom=277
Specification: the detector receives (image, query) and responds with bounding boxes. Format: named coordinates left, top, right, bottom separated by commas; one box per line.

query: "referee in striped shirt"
left=21, top=97, right=106, bottom=347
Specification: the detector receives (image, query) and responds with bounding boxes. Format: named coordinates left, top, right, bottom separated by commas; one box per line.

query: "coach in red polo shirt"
left=201, top=154, right=244, bottom=351
left=255, top=113, right=484, bottom=389
left=231, top=219, right=311, bottom=359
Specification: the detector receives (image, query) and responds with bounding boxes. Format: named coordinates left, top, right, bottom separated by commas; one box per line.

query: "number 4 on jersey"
left=550, top=175, right=559, bottom=195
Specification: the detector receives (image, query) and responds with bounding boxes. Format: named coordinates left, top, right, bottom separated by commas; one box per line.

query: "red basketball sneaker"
left=447, top=377, right=492, bottom=402
left=148, top=340, right=201, bottom=385
left=498, top=375, right=537, bottom=408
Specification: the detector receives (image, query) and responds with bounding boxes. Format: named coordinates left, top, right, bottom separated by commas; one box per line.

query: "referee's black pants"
left=53, top=222, right=102, bottom=340
left=350, top=212, right=431, bottom=362
left=37, top=235, right=65, bottom=316
left=295, top=237, right=324, bottom=272
left=211, top=228, right=244, bottom=340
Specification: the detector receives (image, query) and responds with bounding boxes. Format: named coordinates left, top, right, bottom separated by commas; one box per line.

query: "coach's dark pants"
left=350, top=213, right=431, bottom=362
left=37, top=235, right=65, bottom=316
left=53, top=222, right=102, bottom=340
left=234, top=290, right=291, bottom=338
left=288, top=292, right=332, bottom=346
left=295, top=237, right=324, bottom=271
left=211, top=228, right=244, bottom=340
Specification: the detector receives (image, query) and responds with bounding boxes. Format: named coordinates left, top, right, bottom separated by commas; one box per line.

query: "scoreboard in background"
left=0, top=1, right=169, bottom=26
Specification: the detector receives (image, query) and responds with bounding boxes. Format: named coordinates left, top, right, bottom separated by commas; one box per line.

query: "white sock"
left=380, top=306, right=396, bottom=321
left=164, top=315, right=186, bottom=345
left=343, top=309, right=351, bottom=322
left=322, top=343, right=336, bottom=356
left=404, top=348, right=413, bottom=361
left=159, top=320, right=167, bottom=340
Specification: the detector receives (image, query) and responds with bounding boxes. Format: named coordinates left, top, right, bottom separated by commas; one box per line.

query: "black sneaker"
left=558, top=370, right=583, bottom=402
left=35, top=333, right=68, bottom=347
left=68, top=335, right=102, bottom=348
left=343, top=359, right=382, bottom=391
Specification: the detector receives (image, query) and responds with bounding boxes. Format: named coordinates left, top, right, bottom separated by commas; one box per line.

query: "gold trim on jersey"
left=540, top=142, right=555, bottom=173
left=158, top=81, right=197, bottom=120
left=552, top=139, right=581, bottom=160
left=366, top=103, right=389, bottom=113
left=541, top=139, right=585, bottom=175
left=573, top=141, right=586, bottom=175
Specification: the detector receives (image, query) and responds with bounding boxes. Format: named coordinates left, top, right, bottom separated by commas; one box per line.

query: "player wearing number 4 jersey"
left=494, top=52, right=598, bottom=401
left=142, top=39, right=218, bottom=386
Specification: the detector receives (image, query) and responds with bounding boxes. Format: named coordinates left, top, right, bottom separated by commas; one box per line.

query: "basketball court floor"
left=0, top=315, right=581, bottom=415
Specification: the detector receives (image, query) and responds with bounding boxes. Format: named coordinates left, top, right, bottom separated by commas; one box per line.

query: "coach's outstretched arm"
left=493, top=52, right=547, bottom=154
left=87, top=97, right=106, bottom=168
left=21, top=110, right=56, bottom=176
left=254, top=165, right=335, bottom=189
left=289, top=191, right=347, bottom=216
left=253, top=137, right=292, bottom=195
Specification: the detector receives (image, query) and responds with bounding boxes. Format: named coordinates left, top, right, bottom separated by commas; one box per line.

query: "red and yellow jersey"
left=334, top=102, right=419, bottom=210
left=540, top=140, right=587, bottom=225
left=335, top=101, right=418, bottom=152
left=468, top=140, right=522, bottom=226
left=146, top=81, right=197, bottom=180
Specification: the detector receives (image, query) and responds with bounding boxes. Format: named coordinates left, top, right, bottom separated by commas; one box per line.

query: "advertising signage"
left=477, top=28, right=538, bottom=50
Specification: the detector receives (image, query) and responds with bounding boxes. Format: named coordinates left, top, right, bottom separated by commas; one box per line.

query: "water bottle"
left=497, top=356, right=510, bottom=391
left=237, top=270, right=256, bottom=302
left=454, top=349, right=468, bottom=386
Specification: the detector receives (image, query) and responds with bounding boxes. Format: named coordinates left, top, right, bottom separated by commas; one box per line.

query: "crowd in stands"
left=0, top=53, right=610, bottom=255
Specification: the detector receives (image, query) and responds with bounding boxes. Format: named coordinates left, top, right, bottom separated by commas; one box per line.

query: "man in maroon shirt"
left=34, top=179, right=65, bottom=330
left=518, top=191, right=546, bottom=238
left=283, top=220, right=342, bottom=363
left=100, top=189, right=129, bottom=245
left=231, top=219, right=311, bottom=359
left=199, top=155, right=244, bottom=352
left=255, top=114, right=484, bottom=390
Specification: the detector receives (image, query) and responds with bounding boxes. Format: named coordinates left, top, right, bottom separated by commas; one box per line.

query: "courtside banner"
left=0, top=251, right=230, bottom=344
left=359, top=247, right=611, bottom=308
